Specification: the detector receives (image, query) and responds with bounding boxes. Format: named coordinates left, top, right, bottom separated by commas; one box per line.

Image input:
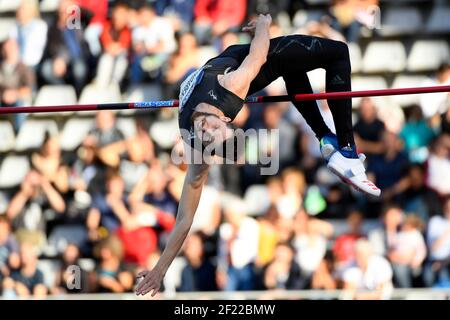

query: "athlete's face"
left=193, top=113, right=230, bottom=147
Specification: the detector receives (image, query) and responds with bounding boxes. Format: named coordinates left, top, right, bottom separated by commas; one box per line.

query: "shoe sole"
left=327, top=163, right=381, bottom=197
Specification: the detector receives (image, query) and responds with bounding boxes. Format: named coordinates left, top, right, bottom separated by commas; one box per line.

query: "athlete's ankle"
left=339, top=144, right=358, bottom=159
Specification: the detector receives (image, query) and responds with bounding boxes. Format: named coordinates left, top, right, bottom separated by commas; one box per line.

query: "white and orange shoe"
left=320, top=134, right=381, bottom=197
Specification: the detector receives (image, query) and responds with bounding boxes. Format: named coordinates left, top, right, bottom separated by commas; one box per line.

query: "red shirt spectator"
left=116, top=209, right=175, bottom=266
left=100, top=21, right=132, bottom=54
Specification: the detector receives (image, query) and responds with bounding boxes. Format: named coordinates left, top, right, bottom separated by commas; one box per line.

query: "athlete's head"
left=191, top=103, right=233, bottom=148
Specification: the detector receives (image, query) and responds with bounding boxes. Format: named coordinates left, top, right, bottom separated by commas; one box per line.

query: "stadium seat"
left=348, top=43, right=362, bottom=73
left=391, top=75, right=428, bottom=107
left=78, top=83, right=122, bottom=116
left=60, top=118, right=94, bottom=151
left=362, top=41, right=407, bottom=73
left=351, top=76, right=388, bottom=108
left=14, top=119, right=58, bottom=151
left=244, top=184, right=271, bottom=216
left=380, top=7, right=423, bottom=36
left=0, top=0, right=21, bottom=12
left=116, top=117, right=137, bottom=138
left=33, top=85, right=77, bottom=117
left=0, top=155, right=30, bottom=188
left=0, top=121, right=15, bottom=152
left=0, top=18, right=16, bottom=42
left=149, top=118, right=179, bottom=149
left=407, top=40, right=450, bottom=71
left=426, top=6, right=450, bottom=33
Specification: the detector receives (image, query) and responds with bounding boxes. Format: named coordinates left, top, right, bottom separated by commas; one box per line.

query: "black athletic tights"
left=222, top=35, right=355, bottom=147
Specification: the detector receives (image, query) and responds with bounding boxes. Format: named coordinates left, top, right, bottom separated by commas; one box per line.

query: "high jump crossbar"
left=0, top=85, right=449, bottom=114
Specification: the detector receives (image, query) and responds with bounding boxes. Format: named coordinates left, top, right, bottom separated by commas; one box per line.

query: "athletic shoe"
left=320, top=133, right=340, bottom=161
left=320, top=134, right=380, bottom=197
left=327, top=150, right=381, bottom=197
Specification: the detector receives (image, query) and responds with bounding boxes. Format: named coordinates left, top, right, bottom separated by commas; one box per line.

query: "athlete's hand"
left=242, top=14, right=272, bottom=34
left=135, top=268, right=165, bottom=297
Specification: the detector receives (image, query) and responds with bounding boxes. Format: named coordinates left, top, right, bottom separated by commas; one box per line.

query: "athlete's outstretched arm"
left=221, top=14, right=272, bottom=98
left=135, top=162, right=210, bottom=297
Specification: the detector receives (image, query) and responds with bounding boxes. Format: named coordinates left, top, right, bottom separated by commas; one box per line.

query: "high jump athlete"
left=135, top=14, right=380, bottom=296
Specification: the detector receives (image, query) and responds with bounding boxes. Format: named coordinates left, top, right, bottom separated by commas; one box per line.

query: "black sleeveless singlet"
left=178, top=56, right=245, bottom=145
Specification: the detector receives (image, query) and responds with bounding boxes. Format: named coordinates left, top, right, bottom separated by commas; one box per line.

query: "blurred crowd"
left=0, top=0, right=449, bottom=300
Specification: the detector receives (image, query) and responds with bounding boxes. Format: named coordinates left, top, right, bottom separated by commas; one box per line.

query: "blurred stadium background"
left=0, top=0, right=449, bottom=300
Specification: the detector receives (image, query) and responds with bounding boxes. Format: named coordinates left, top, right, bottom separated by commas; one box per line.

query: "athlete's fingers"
left=150, top=285, right=160, bottom=297
left=135, top=277, right=151, bottom=294
left=137, top=278, right=157, bottom=295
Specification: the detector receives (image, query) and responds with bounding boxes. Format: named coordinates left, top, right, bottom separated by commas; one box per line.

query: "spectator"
left=2, top=242, right=47, bottom=298
left=388, top=214, right=427, bottom=288
left=311, top=251, right=337, bottom=290
left=218, top=199, right=259, bottom=291
left=87, top=171, right=133, bottom=238
left=353, top=97, right=385, bottom=158
left=76, top=0, right=109, bottom=56
left=7, top=171, right=66, bottom=250
left=116, top=201, right=175, bottom=266
left=292, top=208, right=333, bottom=285
left=367, top=131, right=409, bottom=192
left=0, top=39, right=35, bottom=130
left=397, top=165, right=443, bottom=222
left=41, top=0, right=90, bottom=95
left=86, top=110, right=125, bottom=149
left=342, top=239, right=394, bottom=300
left=69, top=138, right=101, bottom=194
left=83, top=110, right=126, bottom=170
left=32, top=133, right=69, bottom=194
left=93, top=236, right=134, bottom=293
left=0, top=216, right=20, bottom=284
left=441, top=106, right=450, bottom=136
left=51, top=243, right=91, bottom=294
left=120, top=120, right=156, bottom=192
left=264, top=242, right=306, bottom=290
left=129, top=164, right=179, bottom=216
left=420, top=63, right=450, bottom=119
left=189, top=185, right=221, bottom=237
left=426, top=135, right=450, bottom=196
left=297, top=18, right=346, bottom=42
left=333, top=210, right=365, bottom=278
left=9, top=0, right=48, bottom=68
left=425, top=197, right=450, bottom=287
left=400, top=105, right=435, bottom=163
left=328, top=0, right=362, bottom=43
left=130, top=3, right=176, bottom=83
left=163, top=32, right=201, bottom=99
left=256, top=206, right=280, bottom=267
left=178, top=232, right=217, bottom=291
left=368, top=204, right=403, bottom=257
left=193, top=0, right=247, bottom=45
left=95, top=2, right=131, bottom=87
